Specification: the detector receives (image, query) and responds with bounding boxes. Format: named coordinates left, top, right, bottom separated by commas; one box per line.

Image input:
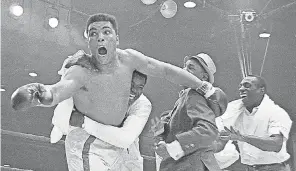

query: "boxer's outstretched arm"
left=11, top=66, right=85, bottom=110
left=124, top=49, right=203, bottom=89
left=44, top=66, right=85, bottom=106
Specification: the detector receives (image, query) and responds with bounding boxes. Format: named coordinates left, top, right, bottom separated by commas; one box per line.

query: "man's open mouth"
left=129, top=94, right=136, bottom=99
left=240, top=93, right=247, bottom=98
left=98, top=47, right=107, bottom=55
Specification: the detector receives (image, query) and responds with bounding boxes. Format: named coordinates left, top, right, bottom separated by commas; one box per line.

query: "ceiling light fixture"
left=141, top=0, right=157, bottom=5
left=29, top=72, right=38, bottom=77
left=10, top=4, right=24, bottom=17
left=259, top=32, right=271, bottom=38
left=184, top=1, right=196, bottom=8
left=48, top=17, right=59, bottom=28
left=160, top=0, right=178, bottom=19
left=45, top=7, right=59, bottom=29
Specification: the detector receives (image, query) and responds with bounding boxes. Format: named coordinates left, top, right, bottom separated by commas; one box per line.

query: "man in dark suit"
left=153, top=53, right=228, bottom=171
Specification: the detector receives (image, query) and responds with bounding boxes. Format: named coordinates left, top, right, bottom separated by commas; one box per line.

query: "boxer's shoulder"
left=117, top=48, right=144, bottom=67
left=118, top=48, right=142, bottom=59
left=116, top=48, right=132, bottom=67
left=65, top=50, right=93, bottom=70
left=117, top=48, right=129, bottom=60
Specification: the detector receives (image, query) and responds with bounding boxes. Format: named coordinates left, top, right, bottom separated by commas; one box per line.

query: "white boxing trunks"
left=65, top=127, right=124, bottom=171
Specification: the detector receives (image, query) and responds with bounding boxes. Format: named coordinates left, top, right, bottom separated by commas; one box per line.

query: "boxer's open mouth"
left=98, top=47, right=107, bottom=55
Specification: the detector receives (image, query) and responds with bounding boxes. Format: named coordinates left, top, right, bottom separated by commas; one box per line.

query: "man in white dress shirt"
left=219, top=75, right=292, bottom=171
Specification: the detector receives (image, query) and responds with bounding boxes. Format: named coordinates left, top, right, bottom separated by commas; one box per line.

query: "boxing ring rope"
left=1, top=129, right=63, bottom=145
left=0, top=165, right=34, bottom=171
left=1, top=129, right=156, bottom=161
left=0, top=166, right=33, bottom=171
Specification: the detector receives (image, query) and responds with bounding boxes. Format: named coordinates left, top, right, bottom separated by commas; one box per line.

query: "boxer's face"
left=87, top=21, right=119, bottom=64
left=129, top=74, right=146, bottom=101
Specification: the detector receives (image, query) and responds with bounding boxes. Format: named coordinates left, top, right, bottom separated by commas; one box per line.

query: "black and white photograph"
left=1, top=0, right=296, bottom=170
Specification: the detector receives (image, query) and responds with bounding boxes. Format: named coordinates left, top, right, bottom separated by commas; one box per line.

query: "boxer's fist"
left=11, top=83, right=53, bottom=110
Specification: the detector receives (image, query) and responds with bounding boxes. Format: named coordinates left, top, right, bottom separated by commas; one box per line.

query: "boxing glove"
left=11, top=83, right=53, bottom=111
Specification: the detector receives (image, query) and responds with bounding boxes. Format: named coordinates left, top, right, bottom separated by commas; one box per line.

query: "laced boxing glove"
left=196, top=81, right=215, bottom=98
left=11, top=83, right=53, bottom=111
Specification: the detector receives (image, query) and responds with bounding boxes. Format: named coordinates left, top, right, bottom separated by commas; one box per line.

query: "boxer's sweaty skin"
left=58, top=47, right=163, bottom=126
left=12, top=19, right=205, bottom=129
left=73, top=67, right=132, bottom=126
left=61, top=51, right=133, bottom=126
left=49, top=46, right=204, bottom=126
left=41, top=20, right=204, bottom=127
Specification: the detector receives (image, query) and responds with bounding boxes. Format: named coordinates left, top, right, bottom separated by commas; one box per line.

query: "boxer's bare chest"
left=73, top=65, right=133, bottom=126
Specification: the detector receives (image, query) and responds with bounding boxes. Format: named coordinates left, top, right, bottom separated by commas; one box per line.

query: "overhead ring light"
left=48, top=17, right=59, bottom=28
left=45, top=7, right=59, bottom=29
left=160, top=0, right=177, bottom=19
left=10, top=4, right=24, bottom=17
left=141, top=0, right=157, bottom=5
left=184, top=1, right=196, bottom=8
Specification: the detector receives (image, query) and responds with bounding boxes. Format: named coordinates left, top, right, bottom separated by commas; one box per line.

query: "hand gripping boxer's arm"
left=123, top=49, right=212, bottom=92
left=11, top=66, right=85, bottom=110
left=83, top=95, right=152, bottom=149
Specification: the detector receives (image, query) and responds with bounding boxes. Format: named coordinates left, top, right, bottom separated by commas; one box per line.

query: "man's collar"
left=179, top=88, right=191, bottom=97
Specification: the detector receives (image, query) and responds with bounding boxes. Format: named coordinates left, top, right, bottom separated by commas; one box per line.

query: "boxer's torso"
left=70, top=51, right=134, bottom=126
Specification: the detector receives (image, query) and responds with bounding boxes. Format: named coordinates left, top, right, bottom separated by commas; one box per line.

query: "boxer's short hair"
left=86, top=13, right=118, bottom=34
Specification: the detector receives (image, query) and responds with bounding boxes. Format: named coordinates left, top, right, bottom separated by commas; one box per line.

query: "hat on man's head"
left=184, top=53, right=216, bottom=84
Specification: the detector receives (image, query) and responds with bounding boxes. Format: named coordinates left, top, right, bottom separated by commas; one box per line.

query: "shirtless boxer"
left=66, top=70, right=151, bottom=171
left=11, top=13, right=215, bottom=170
left=50, top=55, right=150, bottom=171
